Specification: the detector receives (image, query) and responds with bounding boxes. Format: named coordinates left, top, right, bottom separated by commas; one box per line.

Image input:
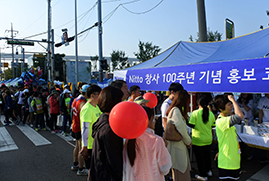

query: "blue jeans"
left=62, top=114, right=71, bottom=133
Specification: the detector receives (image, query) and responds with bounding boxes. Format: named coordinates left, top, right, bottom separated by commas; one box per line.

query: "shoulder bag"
left=163, top=107, right=182, bottom=141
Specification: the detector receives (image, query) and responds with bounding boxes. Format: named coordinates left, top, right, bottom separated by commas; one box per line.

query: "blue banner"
left=123, top=57, right=269, bottom=93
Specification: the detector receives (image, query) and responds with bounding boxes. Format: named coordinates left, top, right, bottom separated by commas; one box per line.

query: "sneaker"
left=207, top=170, right=212, bottom=177
left=30, top=124, right=34, bottom=128
left=4, top=120, right=11, bottom=124
left=71, top=165, right=79, bottom=171
left=35, top=128, right=39, bottom=131
left=77, top=168, right=89, bottom=176
left=62, top=132, right=68, bottom=136
left=195, top=174, right=208, bottom=181
left=51, top=130, right=56, bottom=134
left=42, top=128, right=46, bottom=131
left=4, top=123, right=9, bottom=127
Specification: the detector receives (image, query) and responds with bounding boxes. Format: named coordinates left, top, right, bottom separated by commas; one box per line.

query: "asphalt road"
left=0, top=121, right=87, bottom=181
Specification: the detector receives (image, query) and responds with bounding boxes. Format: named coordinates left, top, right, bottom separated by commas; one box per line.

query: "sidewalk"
left=247, top=164, right=269, bottom=181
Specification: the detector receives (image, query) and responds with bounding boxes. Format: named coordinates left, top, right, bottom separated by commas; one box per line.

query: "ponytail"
left=127, top=139, right=136, bottom=166
left=198, top=95, right=209, bottom=124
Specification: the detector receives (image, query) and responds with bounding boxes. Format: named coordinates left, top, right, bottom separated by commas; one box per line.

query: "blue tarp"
left=114, top=28, right=269, bottom=93
left=126, top=28, right=269, bottom=70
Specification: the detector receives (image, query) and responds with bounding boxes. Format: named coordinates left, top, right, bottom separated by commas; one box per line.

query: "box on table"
left=243, top=125, right=258, bottom=136
left=234, top=124, right=243, bottom=133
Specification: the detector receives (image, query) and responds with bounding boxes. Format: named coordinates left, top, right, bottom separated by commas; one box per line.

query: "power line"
left=121, top=0, right=163, bottom=15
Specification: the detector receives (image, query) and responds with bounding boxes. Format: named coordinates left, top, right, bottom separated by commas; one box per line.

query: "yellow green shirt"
left=189, top=108, right=215, bottom=146
left=216, top=115, right=240, bottom=170
left=80, top=102, right=102, bottom=149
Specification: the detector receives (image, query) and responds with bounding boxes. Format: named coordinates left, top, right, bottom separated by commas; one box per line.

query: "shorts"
left=219, top=168, right=241, bottom=180
left=71, top=131, right=81, bottom=140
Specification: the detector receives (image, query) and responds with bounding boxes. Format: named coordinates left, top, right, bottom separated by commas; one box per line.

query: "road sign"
left=7, top=40, right=34, bottom=46
left=225, top=18, right=234, bottom=39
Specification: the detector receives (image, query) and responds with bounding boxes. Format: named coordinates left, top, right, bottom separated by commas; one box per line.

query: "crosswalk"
left=0, top=119, right=75, bottom=152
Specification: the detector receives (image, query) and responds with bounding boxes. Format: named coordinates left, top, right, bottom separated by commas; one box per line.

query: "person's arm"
left=162, top=117, right=167, bottom=130
left=80, top=121, right=90, bottom=159
left=173, top=108, right=192, bottom=146
left=259, top=109, right=264, bottom=124
left=228, top=95, right=244, bottom=119
left=157, top=138, right=172, bottom=175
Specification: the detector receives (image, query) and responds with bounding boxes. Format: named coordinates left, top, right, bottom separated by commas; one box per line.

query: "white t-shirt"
left=160, top=98, right=172, bottom=127
left=258, top=97, right=269, bottom=122
left=15, top=91, right=25, bottom=105
left=237, top=99, right=254, bottom=123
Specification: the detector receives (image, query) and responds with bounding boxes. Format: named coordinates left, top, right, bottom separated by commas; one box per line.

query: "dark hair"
left=213, top=94, right=231, bottom=112
left=127, top=106, right=154, bottom=167
left=198, top=95, right=209, bottom=124
left=110, top=80, right=126, bottom=89
left=97, top=86, right=123, bottom=113
left=5, top=89, right=11, bottom=96
left=168, top=83, right=184, bottom=92
left=237, top=93, right=253, bottom=105
left=166, top=90, right=189, bottom=120
left=33, top=91, right=39, bottom=97
left=129, top=85, right=140, bottom=94
left=86, top=85, right=102, bottom=98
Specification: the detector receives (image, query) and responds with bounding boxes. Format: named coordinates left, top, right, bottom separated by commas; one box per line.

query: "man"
left=258, top=93, right=269, bottom=123
left=128, top=85, right=141, bottom=102
left=111, top=80, right=129, bottom=101
left=14, top=87, right=25, bottom=124
left=160, top=83, right=184, bottom=130
left=71, top=84, right=90, bottom=176
left=134, top=96, right=149, bottom=107
left=79, top=85, right=102, bottom=176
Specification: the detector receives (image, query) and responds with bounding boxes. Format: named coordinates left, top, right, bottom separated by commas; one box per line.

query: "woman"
left=49, top=90, right=60, bottom=133
left=89, top=86, right=123, bottom=181
left=213, top=94, right=244, bottom=180
left=123, top=106, right=172, bottom=181
left=62, top=89, right=71, bottom=135
left=237, top=93, right=253, bottom=125
left=165, top=90, right=192, bottom=181
left=188, top=95, right=216, bottom=180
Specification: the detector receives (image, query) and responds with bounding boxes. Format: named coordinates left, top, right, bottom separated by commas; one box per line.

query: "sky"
left=0, top=0, right=268, bottom=59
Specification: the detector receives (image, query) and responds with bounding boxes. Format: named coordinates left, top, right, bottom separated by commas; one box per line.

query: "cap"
left=1, top=83, right=6, bottom=87
left=134, top=96, right=149, bottom=105
left=23, top=89, right=29, bottom=93
left=51, top=90, right=59, bottom=95
left=80, top=84, right=90, bottom=93
left=63, top=89, right=71, bottom=94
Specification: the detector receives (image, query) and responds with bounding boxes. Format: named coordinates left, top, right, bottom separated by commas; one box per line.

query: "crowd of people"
left=1, top=80, right=269, bottom=181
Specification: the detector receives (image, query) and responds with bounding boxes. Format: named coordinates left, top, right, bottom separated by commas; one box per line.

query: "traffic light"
left=100, top=59, right=108, bottom=70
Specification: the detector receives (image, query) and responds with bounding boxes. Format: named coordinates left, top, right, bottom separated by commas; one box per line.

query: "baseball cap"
left=80, top=84, right=90, bottom=93
left=134, top=96, right=149, bottom=105
left=1, top=83, right=6, bottom=88
left=63, top=89, right=71, bottom=94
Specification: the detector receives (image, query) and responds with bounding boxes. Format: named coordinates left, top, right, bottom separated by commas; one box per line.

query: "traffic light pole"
left=98, top=0, right=104, bottom=82
left=75, top=0, right=79, bottom=85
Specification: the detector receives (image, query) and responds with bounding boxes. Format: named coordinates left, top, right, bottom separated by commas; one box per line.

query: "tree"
left=189, top=29, right=222, bottom=42
left=4, top=68, right=13, bottom=80
left=32, top=53, right=65, bottom=81
left=134, top=41, right=161, bottom=62
left=110, top=50, right=128, bottom=71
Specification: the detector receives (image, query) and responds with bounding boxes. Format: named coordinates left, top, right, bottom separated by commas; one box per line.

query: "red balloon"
left=143, top=92, right=158, bottom=108
left=109, top=101, right=148, bottom=139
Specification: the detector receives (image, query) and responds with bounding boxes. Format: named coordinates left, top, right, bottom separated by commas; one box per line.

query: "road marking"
left=0, top=119, right=15, bottom=126
left=0, top=127, right=18, bottom=152
left=17, top=125, right=52, bottom=146
left=56, top=132, right=75, bottom=142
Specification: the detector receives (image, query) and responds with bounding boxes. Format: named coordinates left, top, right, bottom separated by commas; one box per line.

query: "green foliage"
left=32, top=53, right=65, bottom=81
left=134, top=41, right=161, bottom=62
left=4, top=68, right=13, bottom=80
left=110, top=50, right=128, bottom=71
left=189, top=29, right=222, bottom=42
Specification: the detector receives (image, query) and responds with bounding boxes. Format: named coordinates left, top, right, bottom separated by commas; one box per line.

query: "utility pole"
left=21, top=47, right=25, bottom=74
left=196, top=0, right=207, bottom=42
left=51, top=29, right=55, bottom=83
left=47, top=0, right=52, bottom=82
left=98, top=0, right=104, bottom=82
left=6, top=23, right=18, bottom=78
left=75, top=0, right=79, bottom=85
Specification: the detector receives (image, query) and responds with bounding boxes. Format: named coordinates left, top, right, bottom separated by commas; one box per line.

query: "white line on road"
left=17, top=125, right=52, bottom=146
left=0, top=127, right=18, bottom=152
